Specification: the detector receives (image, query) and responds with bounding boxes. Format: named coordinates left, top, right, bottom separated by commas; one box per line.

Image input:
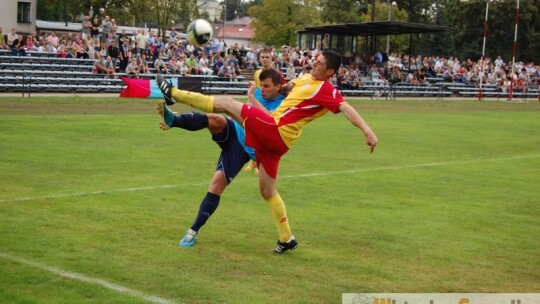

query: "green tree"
left=416, top=0, right=453, bottom=57
left=358, top=2, right=409, bottom=54
left=224, top=0, right=243, bottom=21
left=445, top=0, right=539, bottom=62
left=320, top=0, right=368, bottom=23
left=248, top=0, right=322, bottom=46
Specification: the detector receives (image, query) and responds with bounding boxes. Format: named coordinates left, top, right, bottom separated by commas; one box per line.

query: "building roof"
left=300, top=21, right=451, bottom=36
left=213, top=24, right=254, bottom=40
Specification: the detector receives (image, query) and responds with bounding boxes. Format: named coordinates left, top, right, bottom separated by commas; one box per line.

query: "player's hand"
left=364, top=129, right=378, bottom=153
left=247, top=81, right=256, bottom=96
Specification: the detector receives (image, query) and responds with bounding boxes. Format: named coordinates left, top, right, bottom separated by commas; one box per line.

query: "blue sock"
left=190, top=192, right=220, bottom=232
left=173, top=112, right=209, bottom=131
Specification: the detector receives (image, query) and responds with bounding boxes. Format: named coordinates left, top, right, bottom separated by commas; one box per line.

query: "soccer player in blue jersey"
left=157, top=69, right=285, bottom=247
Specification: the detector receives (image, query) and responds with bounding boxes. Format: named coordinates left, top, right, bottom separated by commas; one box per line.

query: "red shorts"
left=241, top=104, right=288, bottom=179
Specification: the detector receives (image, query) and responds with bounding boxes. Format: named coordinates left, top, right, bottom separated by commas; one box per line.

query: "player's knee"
left=207, top=115, right=227, bottom=133
left=259, top=184, right=276, bottom=199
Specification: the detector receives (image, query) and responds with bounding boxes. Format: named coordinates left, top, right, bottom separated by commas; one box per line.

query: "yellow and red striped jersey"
left=272, top=74, right=346, bottom=148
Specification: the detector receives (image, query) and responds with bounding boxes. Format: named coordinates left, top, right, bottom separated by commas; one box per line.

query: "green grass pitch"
left=0, top=96, right=539, bottom=303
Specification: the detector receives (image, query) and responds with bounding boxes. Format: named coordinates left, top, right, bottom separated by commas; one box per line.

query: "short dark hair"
left=322, top=50, right=342, bottom=75
left=259, top=69, right=282, bottom=86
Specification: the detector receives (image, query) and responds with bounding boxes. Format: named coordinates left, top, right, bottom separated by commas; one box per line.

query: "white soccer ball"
left=186, top=19, right=213, bottom=47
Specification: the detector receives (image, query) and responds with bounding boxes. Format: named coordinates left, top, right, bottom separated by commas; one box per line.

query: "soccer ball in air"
left=187, top=19, right=213, bottom=47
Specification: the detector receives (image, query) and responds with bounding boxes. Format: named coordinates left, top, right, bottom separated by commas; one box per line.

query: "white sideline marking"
left=1, top=154, right=538, bottom=204
left=0, top=252, right=178, bottom=304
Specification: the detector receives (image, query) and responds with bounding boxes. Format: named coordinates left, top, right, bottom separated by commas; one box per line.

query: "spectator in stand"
left=104, top=55, right=116, bottom=78
left=65, top=38, right=75, bottom=58
left=98, top=41, right=107, bottom=58
left=47, top=31, right=59, bottom=49
left=226, top=62, right=237, bottom=81
left=119, top=39, right=131, bottom=72
left=181, top=57, right=190, bottom=75
left=531, top=66, right=540, bottom=89
left=91, top=17, right=100, bottom=41
left=10, top=35, right=26, bottom=56
left=110, top=19, right=117, bottom=34
left=82, top=15, right=92, bottom=40
left=45, top=39, right=57, bottom=53
left=286, top=60, right=296, bottom=80
left=85, top=36, right=96, bottom=59
left=442, top=67, right=454, bottom=82
left=74, top=36, right=89, bottom=59
left=126, top=57, right=141, bottom=79
left=185, top=41, right=195, bottom=57
left=0, top=27, right=7, bottom=50
left=153, top=36, right=165, bottom=61
left=93, top=55, right=107, bottom=75
left=198, top=53, right=213, bottom=75
left=154, top=53, right=167, bottom=74
left=245, top=48, right=257, bottom=71
left=370, top=65, right=387, bottom=85
left=516, top=68, right=530, bottom=93
left=26, top=32, right=37, bottom=51
left=217, top=62, right=230, bottom=79
left=146, top=31, right=156, bottom=56
left=227, top=54, right=240, bottom=76
left=168, top=55, right=181, bottom=74
left=494, top=56, right=504, bottom=68
left=389, top=65, right=403, bottom=85
left=209, top=37, right=219, bottom=55
left=213, top=55, right=224, bottom=75
left=107, top=40, right=119, bottom=67
left=185, top=54, right=199, bottom=75
left=105, top=32, right=115, bottom=48
left=138, top=54, right=151, bottom=74
left=169, top=27, right=178, bottom=43
left=217, top=37, right=225, bottom=57
left=57, top=40, right=67, bottom=58
left=7, top=28, right=18, bottom=46
left=118, top=29, right=128, bottom=46
left=101, top=16, right=112, bottom=43
left=135, top=29, right=145, bottom=56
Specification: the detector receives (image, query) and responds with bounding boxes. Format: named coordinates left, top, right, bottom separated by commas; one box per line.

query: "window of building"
left=17, top=2, right=31, bottom=23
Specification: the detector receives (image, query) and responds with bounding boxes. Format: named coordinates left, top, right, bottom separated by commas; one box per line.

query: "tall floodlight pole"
left=478, top=0, right=490, bottom=101
left=386, top=0, right=391, bottom=53
left=223, top=2, right=226, bottom=41
left=509, top=0, right=520, bottom=101
left=386, top=1, right=397, bottom=53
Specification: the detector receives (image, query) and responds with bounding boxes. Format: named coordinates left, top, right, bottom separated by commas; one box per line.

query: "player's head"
left=312, top=50, right=342, bottom=80
left=259, top=48, right=272, bottom=69
left=259, top=69, right=282, bottom=100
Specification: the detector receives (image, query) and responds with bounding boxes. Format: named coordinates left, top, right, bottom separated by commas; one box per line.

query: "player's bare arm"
left=339, top=103, right=378, bottom=153
left=280, top=82, right=295, bottom=96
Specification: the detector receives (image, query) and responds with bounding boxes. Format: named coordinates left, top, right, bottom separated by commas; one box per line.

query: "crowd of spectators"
left=1, top=21, right=539, bottom=92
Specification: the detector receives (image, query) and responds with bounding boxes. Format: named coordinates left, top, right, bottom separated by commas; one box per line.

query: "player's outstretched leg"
left=156, top=101, right=175, bottom=130
left=156, top=74, right=214, bottom=113
left=156, top=74, right=175, bottom=106
left=180, top=228, right=198, bottom=247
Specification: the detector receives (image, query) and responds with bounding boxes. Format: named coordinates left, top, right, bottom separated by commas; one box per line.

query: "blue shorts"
left=212, top=118, right=251, bottom=184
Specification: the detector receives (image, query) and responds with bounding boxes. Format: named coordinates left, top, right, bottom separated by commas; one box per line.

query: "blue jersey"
left=234, top=88, right=284, bottom=160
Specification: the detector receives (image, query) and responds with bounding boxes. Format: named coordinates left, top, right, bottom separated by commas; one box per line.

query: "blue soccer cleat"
left=179, top=229, right=198, bottom=247
left=156, top=101, right=175, bottom=130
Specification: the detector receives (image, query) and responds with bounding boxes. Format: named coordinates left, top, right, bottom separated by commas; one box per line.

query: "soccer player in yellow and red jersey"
left=157, top=50, right=377, bottom=253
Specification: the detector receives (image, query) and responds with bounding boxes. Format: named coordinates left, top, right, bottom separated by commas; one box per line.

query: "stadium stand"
left=1, top=50, right=537, bottom=100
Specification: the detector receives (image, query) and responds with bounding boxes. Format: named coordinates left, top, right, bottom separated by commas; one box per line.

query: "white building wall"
left=198, top=0, right=224, bottom=22
left=0, top=0, right=37, bottom=34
